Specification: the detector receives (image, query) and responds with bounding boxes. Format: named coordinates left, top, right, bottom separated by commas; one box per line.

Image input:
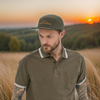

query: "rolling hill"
left=0, top=23, right=100, bottom=51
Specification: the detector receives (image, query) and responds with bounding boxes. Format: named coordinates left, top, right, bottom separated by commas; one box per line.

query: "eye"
left=48, top=36, right=52, bottom=38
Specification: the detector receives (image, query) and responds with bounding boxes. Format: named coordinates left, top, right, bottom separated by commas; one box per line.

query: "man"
left=11, top=14, right=89, bottom=100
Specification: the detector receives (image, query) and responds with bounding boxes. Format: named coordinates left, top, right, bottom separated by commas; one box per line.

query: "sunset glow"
left=88, top=19, right=94, bottom=24
left=87, top=17, right=100, bottom=24
left=0, top=0, right=100, bottom=28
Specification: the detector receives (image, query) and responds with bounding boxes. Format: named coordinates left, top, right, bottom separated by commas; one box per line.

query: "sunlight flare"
left=88, top=18, right=94, bottom=24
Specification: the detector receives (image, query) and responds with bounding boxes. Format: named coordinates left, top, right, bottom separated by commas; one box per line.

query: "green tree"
left=98, top=36, right=100, bottom=46
left=27, top=42, right=34, bottom=51
left=9, top=37, right=20, bottom=51
left=94, top=38, right=99, bottom=47
left=33, top=41, right=41, bottom=50
left=19, top=39, right=26, bottom=51
left=0, top=34, right=11, bottom=51
left=80, top=41, right=88, bottom=49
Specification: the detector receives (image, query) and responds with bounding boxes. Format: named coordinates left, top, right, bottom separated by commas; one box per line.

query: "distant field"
left=0, top=48, right=100, bottom=100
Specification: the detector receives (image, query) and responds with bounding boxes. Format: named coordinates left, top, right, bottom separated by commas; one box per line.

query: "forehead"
left=39, top=29, right=58, bottom=35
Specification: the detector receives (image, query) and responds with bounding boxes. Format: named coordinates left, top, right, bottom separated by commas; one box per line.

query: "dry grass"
left=77, top=48, right=100, bottom=100
left=0, top=52, right=28, bottom=100
left=0, top=48, right=100, bottom=100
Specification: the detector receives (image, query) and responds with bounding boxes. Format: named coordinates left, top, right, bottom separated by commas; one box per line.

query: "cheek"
left=50, top=37, right=59, bottom=44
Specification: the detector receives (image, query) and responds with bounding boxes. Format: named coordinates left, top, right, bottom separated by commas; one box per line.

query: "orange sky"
left=0, top=0, right=100, bottom=28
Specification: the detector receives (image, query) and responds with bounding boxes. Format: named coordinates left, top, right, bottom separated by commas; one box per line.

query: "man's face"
left=38, top=29, right=62, bottom=53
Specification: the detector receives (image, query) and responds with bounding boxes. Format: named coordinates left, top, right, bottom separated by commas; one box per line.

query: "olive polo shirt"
left=15, top=46, right=86, bottom=100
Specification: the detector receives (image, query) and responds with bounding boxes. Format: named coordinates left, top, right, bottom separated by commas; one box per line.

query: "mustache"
left=43, top=44, right=50, bottom=46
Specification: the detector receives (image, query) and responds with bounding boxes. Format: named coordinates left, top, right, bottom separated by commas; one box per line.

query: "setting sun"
left=88, top=19, right=91, bottom=22
left=87, top=17, right=100, bottom=24
left=88, top=18, right=94, bottom=24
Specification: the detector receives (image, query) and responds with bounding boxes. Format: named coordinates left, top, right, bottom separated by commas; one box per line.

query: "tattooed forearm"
left=76, top=80, right=89, bottom=100
left=11, top=85, right=25, bottom=100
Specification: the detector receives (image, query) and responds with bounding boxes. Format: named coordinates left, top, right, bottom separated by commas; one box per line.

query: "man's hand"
left=76, top=80, right=89, bottom=100
left=11, top=85, right=25, bottom=100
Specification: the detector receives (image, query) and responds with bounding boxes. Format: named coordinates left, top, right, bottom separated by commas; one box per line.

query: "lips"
left=43, top=46, right=49, bottom=48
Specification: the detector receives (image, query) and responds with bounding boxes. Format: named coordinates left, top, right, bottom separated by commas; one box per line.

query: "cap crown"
left=38, top=14, right=64, bottom=31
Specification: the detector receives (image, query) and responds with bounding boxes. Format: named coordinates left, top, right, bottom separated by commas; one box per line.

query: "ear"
left=60, top=30, right=65, bottom=38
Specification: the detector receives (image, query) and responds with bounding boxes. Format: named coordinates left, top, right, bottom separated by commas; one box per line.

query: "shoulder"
left=19, top=49, right=39, bottom=64
left=66, top=48, right=84, bottom=60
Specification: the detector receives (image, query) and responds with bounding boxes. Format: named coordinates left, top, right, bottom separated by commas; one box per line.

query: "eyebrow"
left=38, top=33, right=43, bottom=36
left=38, top=33, right=54, bottom=36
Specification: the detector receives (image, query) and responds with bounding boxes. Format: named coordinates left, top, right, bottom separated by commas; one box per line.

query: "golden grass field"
left=0, top=48, right=100, bottom=100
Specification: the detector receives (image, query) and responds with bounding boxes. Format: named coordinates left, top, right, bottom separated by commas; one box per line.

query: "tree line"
left=0, top=34, right=40, bottom=51
left=0, top=23, right=100, bottom=51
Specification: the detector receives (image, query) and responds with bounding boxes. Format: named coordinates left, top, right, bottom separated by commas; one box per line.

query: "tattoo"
left=76, top=80, right=89, bottom=100
left=11, top=85, right=25, bottom=100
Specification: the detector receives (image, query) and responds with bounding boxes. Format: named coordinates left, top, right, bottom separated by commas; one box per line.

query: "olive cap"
left=32, top=14, right=64, bottom=31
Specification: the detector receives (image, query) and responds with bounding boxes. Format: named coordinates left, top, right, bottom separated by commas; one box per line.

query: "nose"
left=42, top=38, right=47, bottom=44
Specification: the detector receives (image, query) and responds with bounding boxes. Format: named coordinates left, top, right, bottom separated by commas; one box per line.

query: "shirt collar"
left=39, top=46, right=68, bottom=58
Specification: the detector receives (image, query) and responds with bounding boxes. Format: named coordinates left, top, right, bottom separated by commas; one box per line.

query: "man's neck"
left=50, top=45, right=62, bottom=61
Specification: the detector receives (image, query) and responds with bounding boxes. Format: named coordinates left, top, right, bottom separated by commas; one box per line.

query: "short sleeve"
left=76, top=56, right=86, bottom=85
left=15, top=58, right=30, bottom=88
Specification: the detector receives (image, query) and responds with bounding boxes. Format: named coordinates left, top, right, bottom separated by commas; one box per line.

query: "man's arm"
left=11, top=85, right=25, bottom=100
left=76, top=80, right=89, bottom=100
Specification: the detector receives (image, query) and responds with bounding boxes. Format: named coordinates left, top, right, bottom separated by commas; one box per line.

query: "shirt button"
left=54, top=61, right=56, bottom=63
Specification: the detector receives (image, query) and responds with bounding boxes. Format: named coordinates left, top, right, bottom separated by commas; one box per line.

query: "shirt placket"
left=53, top=59, right=60, bottom=77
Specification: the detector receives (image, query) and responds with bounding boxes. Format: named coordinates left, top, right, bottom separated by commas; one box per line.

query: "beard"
left=42, top=39, right=60, bottom=53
